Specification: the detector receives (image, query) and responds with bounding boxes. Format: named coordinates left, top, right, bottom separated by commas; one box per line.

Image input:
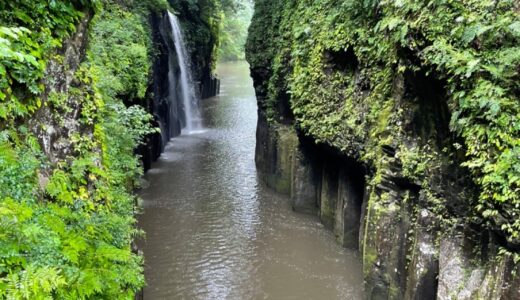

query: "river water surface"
left=137, top=61, right=363, bottom=299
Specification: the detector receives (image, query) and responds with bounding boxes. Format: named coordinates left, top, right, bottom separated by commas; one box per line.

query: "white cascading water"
left=167, top=12, right=201, bottom=132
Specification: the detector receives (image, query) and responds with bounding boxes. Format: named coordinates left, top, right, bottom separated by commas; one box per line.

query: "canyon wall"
left=246, top=0, right=520, bottom=298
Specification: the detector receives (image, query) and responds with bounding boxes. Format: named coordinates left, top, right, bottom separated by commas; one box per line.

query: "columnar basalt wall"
left=247, top=0, right=520, bottom=298
left=253, top=104, right=520, bottom=300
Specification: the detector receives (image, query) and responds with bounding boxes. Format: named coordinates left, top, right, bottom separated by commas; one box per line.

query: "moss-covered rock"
left=247, top=0, right=520, bottom=297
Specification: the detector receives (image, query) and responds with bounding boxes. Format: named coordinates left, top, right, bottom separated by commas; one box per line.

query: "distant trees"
left=218, top=0, right=253, bottom=61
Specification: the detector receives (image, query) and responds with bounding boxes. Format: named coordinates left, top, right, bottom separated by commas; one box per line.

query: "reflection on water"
left=137, top=61, right=363, bottom=299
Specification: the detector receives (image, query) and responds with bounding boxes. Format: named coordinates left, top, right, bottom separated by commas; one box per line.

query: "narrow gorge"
left=0, top=0, right=519, bottom=299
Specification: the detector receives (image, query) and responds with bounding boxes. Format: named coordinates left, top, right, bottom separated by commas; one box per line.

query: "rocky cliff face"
left=246, top=0, right=520, bottom=298
left=30, top=11, right=93, bottom=168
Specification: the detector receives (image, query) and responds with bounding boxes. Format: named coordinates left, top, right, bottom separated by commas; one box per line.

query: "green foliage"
left=89, top=3, right=153, bottom=99
left=218, top=0, right=253, bottom=61
left=140, top=0, right=170, bottom=12
left=0, top=26, right=43, bottom=111
left=0, top=130, right=41, bottom=202
left=0, top=0, right=165, bottom=298
left=247, top=0, right=520, bottom=246
left=0, top=1, right=98, bottom=123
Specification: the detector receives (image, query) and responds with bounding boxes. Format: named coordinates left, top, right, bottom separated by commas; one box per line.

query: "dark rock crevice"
left=323, top=46, right=359, bottom=74
left=402, top=69, right=450, bottom=146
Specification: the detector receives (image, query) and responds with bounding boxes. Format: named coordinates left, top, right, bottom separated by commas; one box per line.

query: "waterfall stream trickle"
left=167, top=12, right=201, bottom=133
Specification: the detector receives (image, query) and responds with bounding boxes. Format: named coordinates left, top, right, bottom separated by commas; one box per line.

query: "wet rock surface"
left=290, top=143, right=320, bottom=214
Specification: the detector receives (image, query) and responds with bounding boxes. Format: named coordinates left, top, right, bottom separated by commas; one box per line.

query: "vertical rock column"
left=404, top=207, right=439, bottom=300
left=362, top=150, right=414, bottom=300
left=336, top=167, right=364, bottom=249
left=291, top=144, right=320, bottom=214
left=437, top=230, right=520, bottom=299
left=255, top=116, right=298, bottom=194
left=320, top=162, right=339, bottom=230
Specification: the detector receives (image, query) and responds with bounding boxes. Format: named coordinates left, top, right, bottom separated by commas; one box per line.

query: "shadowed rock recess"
left=246, top=0, right=520, bottom=299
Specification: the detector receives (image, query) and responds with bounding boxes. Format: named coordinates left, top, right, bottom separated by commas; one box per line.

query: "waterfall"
left=167, top=12, right=201, bottom=133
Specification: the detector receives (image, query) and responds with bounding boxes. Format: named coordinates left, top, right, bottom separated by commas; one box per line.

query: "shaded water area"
left=137, top=61, right=363, bottom=299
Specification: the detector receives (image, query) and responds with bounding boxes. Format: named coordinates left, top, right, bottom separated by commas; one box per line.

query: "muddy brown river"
left=137, top=61, right=363, bottom=299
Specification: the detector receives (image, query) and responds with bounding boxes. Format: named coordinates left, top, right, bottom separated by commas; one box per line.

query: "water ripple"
left=137, top=61, right=363, bottom=299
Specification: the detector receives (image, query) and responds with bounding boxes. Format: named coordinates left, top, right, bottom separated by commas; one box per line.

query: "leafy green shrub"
left=0, top=0, right=163, bottom=298
left=89, top=3, right=152, bottom=99
left=218, top=1, right=253, bottom=61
